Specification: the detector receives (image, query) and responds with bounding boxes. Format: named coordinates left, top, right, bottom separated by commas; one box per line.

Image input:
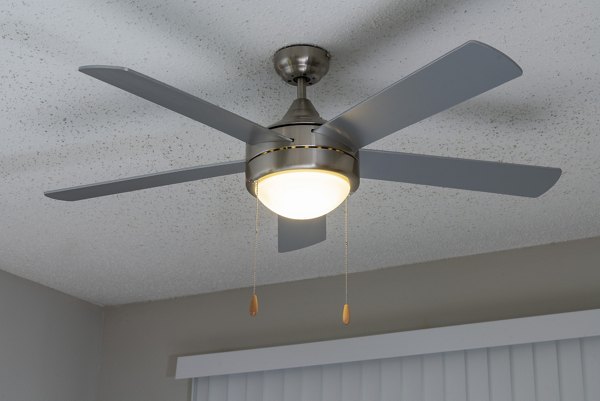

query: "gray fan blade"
left=45, top=160, right=245, bottom=201
left=278, top=215, right=326, bottom=253
left=360, top=149, right=561, bottom=197
left=315, top=41, right=523, bottom=149
left=79, top=66, right=291, bottom=145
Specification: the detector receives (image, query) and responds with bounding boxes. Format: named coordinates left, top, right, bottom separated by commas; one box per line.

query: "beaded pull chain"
left=249, top=182, right=259, bottom=317
left=342, top=197, right=350, bottom=325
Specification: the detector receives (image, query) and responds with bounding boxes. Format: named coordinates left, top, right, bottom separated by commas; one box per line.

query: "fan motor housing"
left=245, top=124, right=359, bottom=197
left=246, top=44, right=359, bottom=197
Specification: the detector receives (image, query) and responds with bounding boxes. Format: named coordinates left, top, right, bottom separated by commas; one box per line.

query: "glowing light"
left=257, top=169, right=350, bottom=220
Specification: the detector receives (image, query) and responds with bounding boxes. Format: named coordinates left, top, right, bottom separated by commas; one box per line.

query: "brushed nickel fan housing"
left=245, top=45, right=360, bottom=197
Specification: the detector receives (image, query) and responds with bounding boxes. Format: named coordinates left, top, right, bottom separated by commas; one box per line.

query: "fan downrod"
left=268, top=44, right=333, bottom=129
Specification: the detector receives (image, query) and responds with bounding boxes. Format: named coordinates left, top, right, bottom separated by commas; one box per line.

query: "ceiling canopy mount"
left=272, top=44, right=331, bottom=86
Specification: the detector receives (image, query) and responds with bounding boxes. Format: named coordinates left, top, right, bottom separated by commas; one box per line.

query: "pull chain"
left=342, top=197, right=350, bottom=325
left=249, top=181, right=259, bottom=317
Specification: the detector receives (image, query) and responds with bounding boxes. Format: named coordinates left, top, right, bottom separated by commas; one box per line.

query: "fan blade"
left=278, top=215, right=326, bottom=253
left=45, top=160, right=245, bottom=201
left=315, top=41, right=523, bottom=149
left=79, top=66, right=291, bottom=145
left=360, top=149, right=561, bottom=197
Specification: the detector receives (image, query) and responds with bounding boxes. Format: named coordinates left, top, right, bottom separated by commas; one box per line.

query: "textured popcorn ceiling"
left=1, top=0, right=599, bottom=305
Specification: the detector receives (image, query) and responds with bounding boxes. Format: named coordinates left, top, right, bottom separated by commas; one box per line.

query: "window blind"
left=191, top=336, right=600, bottom=401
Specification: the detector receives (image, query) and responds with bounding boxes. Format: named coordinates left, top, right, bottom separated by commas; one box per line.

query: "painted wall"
left=0, top=269, right=103, bottom=401
left=98, top=236, right=600, bottom=401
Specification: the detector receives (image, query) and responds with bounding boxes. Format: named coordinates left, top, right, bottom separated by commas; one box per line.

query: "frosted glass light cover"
left=257, top=169, right=350, bottom=220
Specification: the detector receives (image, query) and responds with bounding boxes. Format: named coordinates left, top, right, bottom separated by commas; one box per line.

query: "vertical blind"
left=192, top=335, right=600, bottom=401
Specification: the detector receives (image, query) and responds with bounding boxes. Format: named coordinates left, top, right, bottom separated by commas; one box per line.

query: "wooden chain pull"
left=342, top=303, right=350, bottom=325
left=249, top=293, right=259, bottom=317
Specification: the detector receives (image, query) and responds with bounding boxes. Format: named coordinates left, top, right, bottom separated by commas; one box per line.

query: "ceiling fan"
left=45, top=41, right=562, bottom=253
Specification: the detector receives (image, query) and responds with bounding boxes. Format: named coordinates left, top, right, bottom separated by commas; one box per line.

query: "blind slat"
left=402, top=355, right=423, bottom=401
left=533, top=342, right=559, bottom=401
left=558, top=339, right=585, bottom=401
left=466, top=348, right=490, bottom=401
left=511, top=344, right=536, bottom=401
left=381, top=357, right=402, bottom=401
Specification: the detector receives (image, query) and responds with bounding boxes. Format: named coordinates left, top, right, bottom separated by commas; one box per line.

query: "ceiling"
left=1, top=0, right=599, bottom=305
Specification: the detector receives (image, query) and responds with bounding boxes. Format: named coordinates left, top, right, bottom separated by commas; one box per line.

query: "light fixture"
left=257, top=169, right=350, bottom=220
left=243, top=46, right=359, bottom=223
